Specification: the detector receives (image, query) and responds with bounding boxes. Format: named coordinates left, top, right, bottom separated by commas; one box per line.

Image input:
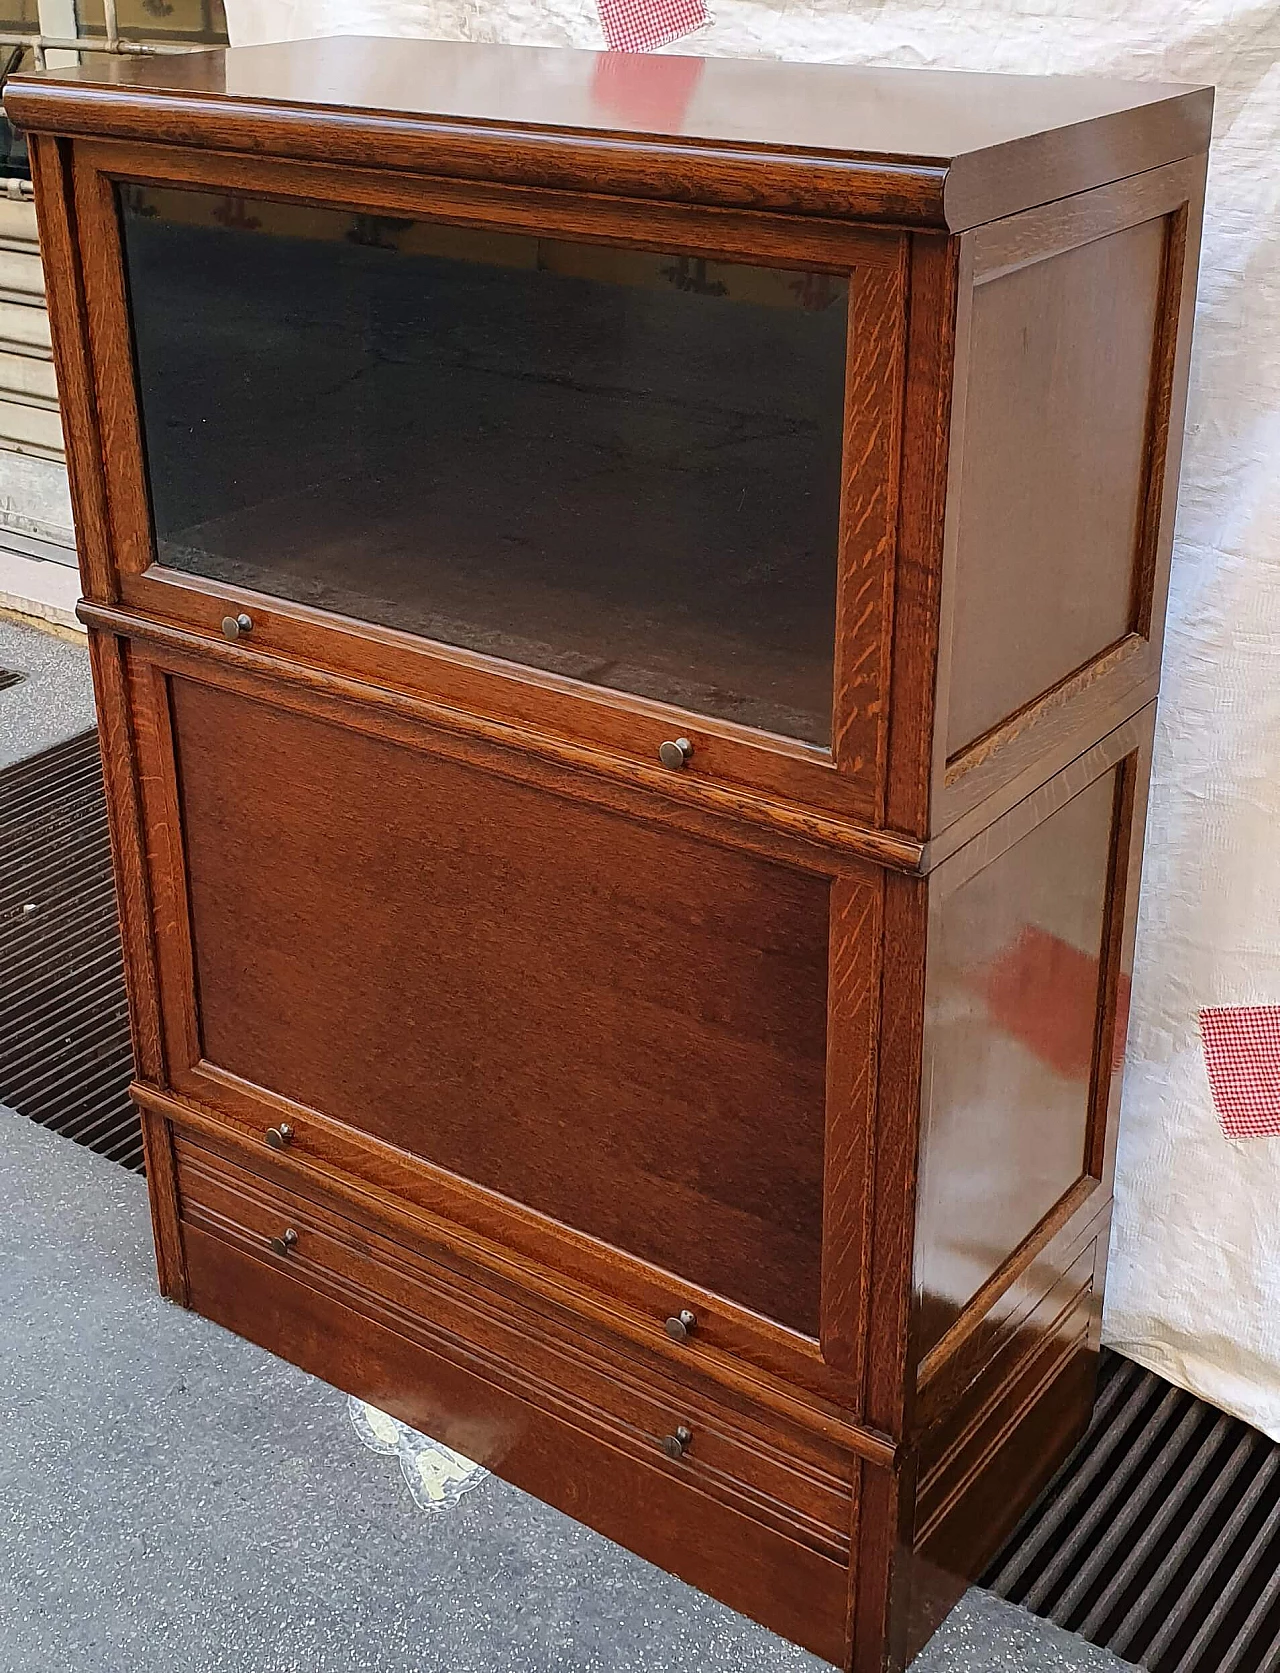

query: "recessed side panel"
left=944, top=216, right=1167, bottom=758
left=166, top=674, right=833, bottom=1338
left=915, top=768, right=1118, bottom=1358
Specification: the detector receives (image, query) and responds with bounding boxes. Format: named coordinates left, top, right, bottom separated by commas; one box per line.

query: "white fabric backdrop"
left=222, top=0, right=1280, bottom=1439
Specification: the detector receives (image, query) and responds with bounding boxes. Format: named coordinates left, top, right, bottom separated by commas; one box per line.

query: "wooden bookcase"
left=8, top=40, right=1210, bottom=1668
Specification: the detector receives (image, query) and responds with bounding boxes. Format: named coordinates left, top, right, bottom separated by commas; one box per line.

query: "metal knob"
left=221, top=612, right=253, bottom=640
left=661, top=1425, right=693, bottom=1460
left=658, top=737, right=693, bottom=771
left=268, top=1228, right=298, bottom=1257
left=265, top=1124, right=294, bottom=1150
left=665, top=1309, right=697, bottom=1342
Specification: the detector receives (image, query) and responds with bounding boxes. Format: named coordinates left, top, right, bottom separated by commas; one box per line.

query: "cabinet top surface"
left=7, top=37, right=1212, bottom=227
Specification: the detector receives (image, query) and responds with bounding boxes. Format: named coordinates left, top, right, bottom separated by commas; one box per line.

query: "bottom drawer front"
left=173, top=1138, right=854, bottom=1663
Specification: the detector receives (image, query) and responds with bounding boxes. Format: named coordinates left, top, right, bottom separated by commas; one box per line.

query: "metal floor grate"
left=0, top=728, right=143, bottom=1170
left=985, top=1349, right=1280, bottom=1673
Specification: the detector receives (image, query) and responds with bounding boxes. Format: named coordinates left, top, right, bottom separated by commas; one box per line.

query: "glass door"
left=120, top=186, right=850, bottom=747
left=74, top=141, right=907, bottom=820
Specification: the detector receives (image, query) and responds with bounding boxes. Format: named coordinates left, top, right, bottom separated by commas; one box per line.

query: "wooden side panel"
left=915, top=753, right=1128, bottom=1359
left=912, top=1235, right=1099, bottom=1587
left=167, top=673, right=834, bottom=1338
left=945, top=216, right=1166, bottom=757
left=897, top=709, right=1157, bottom=1653
left=933, top=161, right=1206, bottom=841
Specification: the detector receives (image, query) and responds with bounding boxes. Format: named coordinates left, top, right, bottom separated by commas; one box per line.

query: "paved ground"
left=0, top=618, right=1132, bottom=1672
left=0, top=613, right=96, bottom=770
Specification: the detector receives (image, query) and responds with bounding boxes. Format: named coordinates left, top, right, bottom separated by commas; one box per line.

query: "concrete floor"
left=0, top=618, right=1132, bottom=1672
left=0, top=612, right=97, bottom=769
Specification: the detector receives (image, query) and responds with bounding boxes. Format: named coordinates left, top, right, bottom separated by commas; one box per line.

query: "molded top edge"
left=5, top=38, right=1213, bottom=227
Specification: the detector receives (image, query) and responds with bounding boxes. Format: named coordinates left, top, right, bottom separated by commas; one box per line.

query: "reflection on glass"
left=121, top=186, right=849, bottom=742
left=76, top=0, right=227, bottom=45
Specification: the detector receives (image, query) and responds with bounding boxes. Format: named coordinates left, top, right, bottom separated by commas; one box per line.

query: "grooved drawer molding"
left=5, top=40, right=1211, bottom=1670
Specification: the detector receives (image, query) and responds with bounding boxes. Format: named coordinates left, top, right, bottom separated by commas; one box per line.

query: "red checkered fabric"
left=1200, top=1005, right=1280, bottom=1138
left=597, top=0, right=707, bottom=56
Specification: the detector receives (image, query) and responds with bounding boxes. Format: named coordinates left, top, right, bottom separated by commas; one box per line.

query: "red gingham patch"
left=597, top=0, right=707, bottom=56
left=1200, top=1005, right=1280, bottom=1138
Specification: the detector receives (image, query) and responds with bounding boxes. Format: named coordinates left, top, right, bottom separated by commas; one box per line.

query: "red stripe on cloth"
left=1200, top=1005, right=1280, bottom=1138
left=597, top=0, right=707, bottom=56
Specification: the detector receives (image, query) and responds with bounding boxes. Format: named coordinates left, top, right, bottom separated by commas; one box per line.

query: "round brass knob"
left=265, top=1124, right=294, bottom=1150
left=268, top=1228, right=298, bottom=1257
left=658, top=737, right=693, bottom=771
left=665, top=1309, right=697, bottom=1342
left=661, top=1425, right=693, bottom=1460
left=221, top=612, right=253, bottom=641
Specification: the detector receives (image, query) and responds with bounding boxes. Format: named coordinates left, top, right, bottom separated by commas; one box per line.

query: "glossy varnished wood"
left=171, top=673, right=835, bottom=1336
left=63, top=135, right=909, bottom=825
left=12, top=40, right=1209, bottom=1672
left=5, top=39, right=1211, bottom=229
left=174, top=1130, right=855, bottom=1663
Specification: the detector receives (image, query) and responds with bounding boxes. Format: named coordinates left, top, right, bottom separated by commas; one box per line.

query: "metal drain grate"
left=985, top=1349, right=1280, bottom=1673
left=0, top=728, right=143, bottom=1171
left=0, top=667, right=25, bottom=690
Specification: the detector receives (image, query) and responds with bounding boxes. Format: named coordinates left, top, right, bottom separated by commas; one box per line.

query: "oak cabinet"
left=8, top=38, right=1210, bottom=1669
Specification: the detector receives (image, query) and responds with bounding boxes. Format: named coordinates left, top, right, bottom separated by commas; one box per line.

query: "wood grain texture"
left=924, top=704, right=1156, bottom=874
left=915, top=1181, right=1103, bottom=1421
left=5, top=40, right=1211, bottom=229
left=897, top=724, right=1159, bottom=1646
left=24, top=134, right=116, bottom=604
left=943, top=633, right=1151, bottom=788
left=68, top=157, right=156, bottom=592
left=969, top=156, right=1202, bottom=283
left=1092, top=720, right=1155, bottom=1198
left=1135, top=186, right=1201, bottom=643
left=75, top=135, right=905, bottom=274
left=915, top=765, right=1121, bottom=1358
left=84, top=629, right=185, bottom=1301
left=181, top=1213, right=853, bottom=1662
left=943, top=215, right=1168, bottom=757
left=862, top=870, right=929, bottom=1441
left=832, top=242, right=907, bottom=803
left=883, top=234, right=959, bottom=840
left=83, top=603, right=927, bottom=871
left=850, top=1453, right=915, bottom=1673
left=914, top=1248, right=1098, bottom=1576
left=139, top=1109, right=187, bottom=1305
left=175, top=1133, right=857, bottom=1539
left=19, top=48, right=1212, bottom=1669
left=84, top=631, right=164, bottom=1082
left=169, top=675, right=834, bottom=1338
left=143, top=1082, right=901, bottom=1463
left=66, top=141, right=906, bottom=826
left=820, top=875, right=884, bottom=1383
left=932, top=163, right=1205, bottom=838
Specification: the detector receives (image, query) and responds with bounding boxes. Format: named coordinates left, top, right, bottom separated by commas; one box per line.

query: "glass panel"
left=0, top=46, right=35, bottom=179
left=120, top=186, right=849, bottom=744
left=75, top=0, right=228, bottom=46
